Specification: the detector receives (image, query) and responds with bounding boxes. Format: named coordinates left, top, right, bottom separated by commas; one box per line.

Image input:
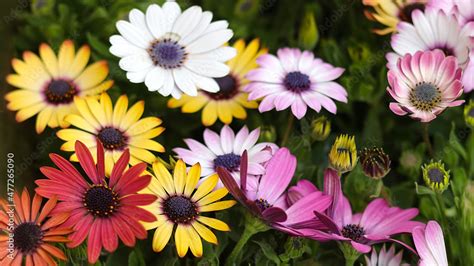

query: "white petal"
left=162, top=1, right=182, bottom=32
left=119, top=52, right=153, bottom=72
left=179, top=11, right=213, bottom=46
left=146, top=4, right=166, bottom=39
left=203, top=20, right=229, bottom=34
left=173, top=68, right=198, bottom=96
left=126, top=69, right=150, bottom=83
left=172, top=6, right=203, bottom=39
left=188, top=47, right=237, bottom=62
left=109, top=35, right=144, bottom=57
left=190, top=72, right=219, bottom=92
left=186, top=29, right=233, bottom=54
left=185, top=59, right=229, bottom=77
left=158, top=71, right=175, bottom=97
left=145, top=67, right=166, bottom=92
left=116, top=20, right=152, bottom=48
left=170, top=87, right=182, bottom=99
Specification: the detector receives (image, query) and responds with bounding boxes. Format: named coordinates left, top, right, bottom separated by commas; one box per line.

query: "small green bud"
left=298, top=10, right=319, bottom=51
left=259, top=125, right=277, bottom=143
left=311, top=116, right=331, bottom=141
left=422, top=160, right=450, bottom=194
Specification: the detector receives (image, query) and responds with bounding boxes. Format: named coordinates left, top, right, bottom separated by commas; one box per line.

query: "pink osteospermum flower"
left=305, top=169, right=423, bottom=253
left=217, top=149, right=332, bottom=232
left=429, top=0, right=474, bottom=27
left=387, top=50, right=464, bottom=122
left=35, top=141, right=157, bottom=264
left=245, top=48, right=347, bottom=119
left=413, top=221, right=448, bottom=266
left=173, top=125, right=277, bottom=191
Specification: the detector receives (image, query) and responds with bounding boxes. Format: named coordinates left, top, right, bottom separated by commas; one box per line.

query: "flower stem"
left=281, top=113, right=295, bottom=147
left=338, top=242, right=361, bottom=266
left=422, top=123, right=434, bottom=157
left=226, top=213, right=270, bottom=266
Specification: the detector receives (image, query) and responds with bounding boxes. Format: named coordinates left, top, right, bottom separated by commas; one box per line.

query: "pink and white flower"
left=365, top=244, right=408, bottom=266
left=387, top=50, right=464, bottom=122
left=301, top=169, right=423, bottom=253
left=173, top=125, right=277, bottom=190
left=413, top=221, right=448, bottom=266
left=217, top=149, right=332, bottom=232
left=386, top=8, right=472, bottom=73
left=245, top=48, right=347, bottom=119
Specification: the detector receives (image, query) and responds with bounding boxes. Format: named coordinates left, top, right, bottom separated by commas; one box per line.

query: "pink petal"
left=424, top=221, right=448, bottom=265
left=87, top=219, right=103, bottom=264
left=220, top=125, right=235, bottom=154
left=351, top=241, right=372, bottom=253
left=291, top=96, right=308, bottom=119
left=203, top=129, right=223, bottom=155
left=283, top=191, right=331, bottom=225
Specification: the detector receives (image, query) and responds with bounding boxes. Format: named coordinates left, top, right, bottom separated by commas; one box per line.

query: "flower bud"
left=311, top=116, right=331, bottom=141
left=298, top=10, right=319, bottom=51
left=422, top=160, right=450, bottom=193
left=259, top=125, right=277, bottom=143
left=359, top=147, right=391, bottom=179
left=464, top=100, right=474, bottom=128
left=329, top=134, right=357, bottom=173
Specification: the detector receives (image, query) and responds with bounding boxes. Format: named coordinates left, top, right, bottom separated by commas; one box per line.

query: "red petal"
left=96, top=140, right=105, bottom=179
left=110, top=149, right=130, bottom=187
left=49, top=153, right=88, bottom=187
left=101, top=219, right=118, bottom=252
left=118, top=206, right=156, bottom=223
left=67, top=213, right=93, bottom=248
left=87, top=220, right=103, bottom=264
left=75, top=141, right=100, bottom=184
left=111, top=216, right=135, bottom=247
left=120, top=194, right=157, bottom=206
left=114, top=163, right=147, bottom=191
left=117, top=175, right=151, bottom=195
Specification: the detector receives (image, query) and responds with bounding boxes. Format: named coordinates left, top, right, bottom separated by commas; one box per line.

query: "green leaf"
left=86, top=32, right=113, bottom=59
left=128, top=250, right=145, bottom=266
left=415, top=182, right=435, bottom=196
left=448, top=122, right=467, bottom=161
left=253, top=240, right=281, bottom=265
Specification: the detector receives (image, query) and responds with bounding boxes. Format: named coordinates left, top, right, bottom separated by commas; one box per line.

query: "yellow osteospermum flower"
left=329, top=134, right=358, bottom=174
left=168, top=39, right=265, bottom=126
left=57, top=93, right=165, bottom=174
left=363, top=0, right=427, bottom=35
left=141, top=160, right=236, bottom=258
left=5, top=40, right=113, bottom=133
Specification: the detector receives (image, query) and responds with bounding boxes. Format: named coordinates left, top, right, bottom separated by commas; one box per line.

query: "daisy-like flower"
left=141, top=160, right=236, bottom=258
left=422, top=160, right=450, bottom=193
left=167, top=39, right=264, bottom=126
left=464, top=100, right=474, bottom=127
left=5, top=40, right=113, bottom=133
left=328, top=134, right=358, bottom=174
left=306, top=169, right=423, bottom=253
left=365, top=244, right=408, bottom=266
left=109, top=1, right=236, bottom=99
left=173, top=125, right=277, bottom=190
left=413, top=221, right=448, bottom=266
left=217, top=149, right=332, bottom=232
left=0, top=188, right=71, bottom=265
left=387, top=50, right=464, bottom=122
left=363, top=0, right=427, bottom=35
left=35, top=141, right=157, bottom=263
left=57, top=93, right=165, bottom=175
left=245, top=47, right=347, bottom=119
left=386, top=8, right=471, bottom=71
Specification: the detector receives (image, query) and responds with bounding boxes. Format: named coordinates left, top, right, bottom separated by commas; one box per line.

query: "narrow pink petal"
left=101, top=219, right=118, bottom=252
left=87, top=220, right=103, bottom=264
left=425, top=221, right=448, bottom=265
left=75, top=141, right=100, bottom=183
left=110, top=149, right=130, bottom=187
left=283, top=191, right=331, bottom=225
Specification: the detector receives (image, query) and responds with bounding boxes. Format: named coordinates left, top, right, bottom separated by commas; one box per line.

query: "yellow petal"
left=65, top=114, right=97, bottom=133
left=105, top=152, right=114, bottom=175
left=86, top=97, right=107, bottom=126
left=36, top=107, right=53, bottom=133
left=68, top=45, right=91, bottom=78
left=152, top=221, right=174, bottom=252
left=6, top=74, right=43, bottom=91
left=120, top=101, right=144, bottom=130
left=100, top=93, right=113, bottom=124
left=167, top=97, right=186, bottom=108
left=131, top=127, right=165, bottom=140
left=57, top=129, right=96, bottom=149
left=58, top=40, right=75, bottom=76
left=233, top=38, right=260, bottom=74
left=74, top=61, right=109, bottom=90
left=82, top=80, right=114, bottom=96
left=217, top=101, right=232, bottom=124
left=47, top=110, right=59, bottom=128
left=198, top=188, right=228, bottom=206
left=229, top=101, right=246, bottom=120
left=197, top=216, right=231, bottom=231
left=238, top=48, right=268, bottom=77
left=199, top=200, right=236, bottom=212
left=74, top=96, right=102, bottom=129
left=201, top=101, right=218, bottom=126
left=184, top=163, right=201, bottom=197
left=126, top=117, right=163, bottom=136
left=173, top=160, right=187, bottom=195
left=6, top=90, right=42, bottom=110
left=112, top=95, right=128, bottom=127
left=192, top=221, right=218, bottom=244
left=227, top=39, right=245, bottom=70
left=236, top=93, right=258, bottom=108
left=191, top=174, right=218, bottom=202
left=56, top=105, right=74, bottom=128
left=146, top=176, right=168, bottom=198
left=129, top=138, right=165, bottom=152
left=129, top=147, right=156, bottom=163
left=21, top=51, right=51, bottom=83
left=175, top=225, right=189, bottom=258
left=152, top=162, right=176, bottom=195
left=182, top=96, right=208, bottom=113
left=185, top=226, right=203, bottom=257
left=142, top=213, right=167, bottom=230
left=15, top=102, right=45, bottom=122
left=39, top=43, right=59, bottom=77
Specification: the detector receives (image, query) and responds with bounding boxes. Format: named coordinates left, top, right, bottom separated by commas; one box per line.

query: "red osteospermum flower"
left=35, top=140, right=157, bottom=263
left=0, top=188, right=72, bottom=265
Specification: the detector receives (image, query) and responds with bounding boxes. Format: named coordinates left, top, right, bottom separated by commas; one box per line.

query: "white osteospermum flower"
left=109, top=1, right=237, bottom=99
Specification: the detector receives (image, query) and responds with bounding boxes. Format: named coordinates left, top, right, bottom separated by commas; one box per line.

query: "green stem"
left=281, top=113, right=295, bottom=147
left=338, top=242, right=361, bottom=266
left=422, top=123, right=434, bottom=157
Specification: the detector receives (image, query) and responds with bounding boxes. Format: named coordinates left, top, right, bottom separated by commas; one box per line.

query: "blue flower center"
left=163, top=196, right=198, bottom=224
left=45, top=79, right=77, bottom=104
left=283, top=71, right=311, bottom=92
left=205, top=75, right=239, bottom=100
left=214, top=153, right=241, bottom=172
left=97, top=127, right=127, bottom=150
left=409, top=82, right=441, bottom=111
left=428, top=168, right=444, bottom=183
left=13, top=222, right=44, bottom=254
left=341, top=224, right=365, bottom=242
left=148, top=39, right=186, bottom=69
left=83, top=185, right=119, bottom=217
left=255, top=198, right=271, bottom=211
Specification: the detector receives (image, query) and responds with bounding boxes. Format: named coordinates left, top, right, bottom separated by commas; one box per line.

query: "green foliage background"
left=0, top=0, right=473, bottom=265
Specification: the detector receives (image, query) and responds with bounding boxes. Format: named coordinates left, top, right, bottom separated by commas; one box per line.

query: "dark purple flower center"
left=97, top=127, right=127, bottom=150
left=434, top=46, right=455, bottom=57
left=214, top=153, right=241, bottom=172
left=163, top=196, right=198, bottom=224
left=44, top=79, right=77, bottom=104
left=13, top=222, right=44, bottom=254
left=255, top=198, right=271, bottom=211
left=283, top=71, right=311, bottom=93
left=428, top=168, right=444, bottom=183
left=204, top=75, right=239, bottom=100
left=409, top=82, right=441, bottom=111
left=398, top=3, right=425, bottom=23
left=148, top=39, right=186, bottom=69
left=83, top=184, right=119, bottom=217
left=341, top=224, right=365, bottom=242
